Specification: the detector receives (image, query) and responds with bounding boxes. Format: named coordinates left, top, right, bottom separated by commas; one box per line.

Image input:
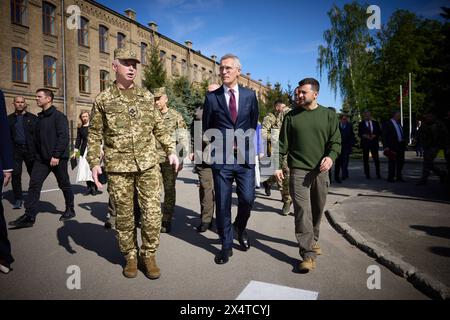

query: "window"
left=201, top=67, right=206, bottom=80
left=99, top=25, right=108, bottom=53
left=42, top=2, right=56, bottom=35
left=12, top=48, right=28, bottom=82
left=100, top=70, right=109, bottom=92
left=181, top=59, right=187, bottom=76
left=141, top=42, right=148, bottom=65
left=159, top=50, right=166, bottom=60
left=117, top=32, right=126, bottom=48
left=193, top=64, right=198, bottom=81
left=44, top=56, right=57, bottom=87
left=78, top=17, right=89, bottom=46
left=171, top=55, right=177, bottom=76
left=11, top=0, right=28, bottom=26
left=79, top=65, right=90, bottom=93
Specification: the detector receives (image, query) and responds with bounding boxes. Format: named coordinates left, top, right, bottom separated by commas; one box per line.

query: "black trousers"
left=12, top=145, right=34, bottom=201
left=0, top=175, right=14, bottom=265
left=388, top=146, right=405, bottom=180
left=24, top=159, right=74, bottom=219
left=362, top=143, right=380, bottom=178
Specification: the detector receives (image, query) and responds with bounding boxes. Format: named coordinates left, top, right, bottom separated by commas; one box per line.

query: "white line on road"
left=236, top=280, right=319, bottom=300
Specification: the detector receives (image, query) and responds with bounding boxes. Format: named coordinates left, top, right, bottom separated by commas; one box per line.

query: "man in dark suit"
left=0, top=89, right=15, bottom=273
left=358, top=110, right=382, bottom=179
left=8, top=96, right=37, bottom=209
left=202, top=54, right=259, bottom=264
left=382, top=110, right=406, bottom=182
left=335, top=114, right=355, bottom=182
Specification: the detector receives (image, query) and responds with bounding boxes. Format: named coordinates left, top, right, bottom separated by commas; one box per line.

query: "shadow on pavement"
left=56, top=219, right=123, bottom=266
left=410, top=225, right=450, bottom=240
left=79, top=201, right=109, bottom=223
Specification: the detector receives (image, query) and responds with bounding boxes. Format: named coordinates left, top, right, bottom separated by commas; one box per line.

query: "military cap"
left=153, top=87, right=167, bottom=98
left=114, top=47, right=140, bottom=63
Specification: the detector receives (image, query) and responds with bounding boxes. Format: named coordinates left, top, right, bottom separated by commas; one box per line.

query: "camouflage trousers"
left=264, top=167, right=291, bottom=203
left=160, top=161, right=178, bottom=222
left=107, top=165, right=161, bottom=260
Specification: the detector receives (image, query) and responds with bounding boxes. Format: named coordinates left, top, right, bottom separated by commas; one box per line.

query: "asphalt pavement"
left=1, top=151, right=447, bottom=300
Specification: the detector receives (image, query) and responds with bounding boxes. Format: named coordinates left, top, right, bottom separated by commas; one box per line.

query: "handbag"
left=98, top=167, right=108, bottom=184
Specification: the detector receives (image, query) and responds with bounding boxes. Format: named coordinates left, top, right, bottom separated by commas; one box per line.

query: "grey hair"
left=220, top=53, right=242, bottom=69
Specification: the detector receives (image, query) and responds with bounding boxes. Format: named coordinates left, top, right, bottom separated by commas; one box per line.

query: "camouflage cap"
left=114, top=48, right=140, bottom=63
left=153, top=87, right=166, bottom=98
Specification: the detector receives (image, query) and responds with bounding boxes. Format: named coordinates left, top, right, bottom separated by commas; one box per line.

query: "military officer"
left=87, top=48, right=179, bottom=280
left=153, top=87, right=188, bottom=233
left=261, top=99, right=292, bottom=215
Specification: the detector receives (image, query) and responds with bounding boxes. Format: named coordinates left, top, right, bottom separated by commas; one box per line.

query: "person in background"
left=7, top=96, right=37, bottom=209
left=334, top=114, right=355, bottom=183
left=382, top=110, right=406, bottom=183
left=358, top=110, right=382, bottom=179
left=72, top=111, right=99, bottom=196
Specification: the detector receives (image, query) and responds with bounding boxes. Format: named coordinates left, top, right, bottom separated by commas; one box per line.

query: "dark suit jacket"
left=202, top=85, right=259, bottom=168
left=0, top=90, right=14, bottom=172
left=339, top=123, right=355, bottom=155
left=382, top=119, right=406, bottom=151
left=358, top=120, right=381, bottom=147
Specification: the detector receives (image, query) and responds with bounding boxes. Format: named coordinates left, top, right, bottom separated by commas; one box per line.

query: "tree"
left=260, top=82, right=290, bottom=120
left=143, top=44, right=167, bottom=91
left=317, top=2, right=376, bottom=120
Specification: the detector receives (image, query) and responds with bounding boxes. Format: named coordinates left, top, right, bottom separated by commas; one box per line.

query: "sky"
left=96, top=0, right=448, bottom=110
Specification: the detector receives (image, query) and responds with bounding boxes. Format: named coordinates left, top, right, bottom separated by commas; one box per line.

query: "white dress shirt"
left=390, top=119, right=404, bottom=142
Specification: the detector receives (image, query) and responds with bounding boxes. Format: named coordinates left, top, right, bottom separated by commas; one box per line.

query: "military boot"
left=123, top=258, right=138, bottom=278
left=139, top=255, right=161, bottom=279
left=281, top=200, right=291, bottom=216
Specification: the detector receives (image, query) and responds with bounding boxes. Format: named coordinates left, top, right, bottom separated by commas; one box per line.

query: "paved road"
left=0, top=153, right=435, bottom=300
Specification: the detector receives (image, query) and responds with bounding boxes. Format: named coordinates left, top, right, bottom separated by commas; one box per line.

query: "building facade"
left=1, top=0, right=268, bottom=136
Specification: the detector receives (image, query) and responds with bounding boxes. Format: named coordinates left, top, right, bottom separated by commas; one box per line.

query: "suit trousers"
left=160, top=161, right=178, bottom=222
left=362, top=143, right=380, bottom=177
left=12, top=145, right=34, bottom=201
left=388, top=146, right=405, bottom=180
left=290, top=168, right=329, bottom=259
left=197, top=165, right=215, bottom=224
left=24, top=159, right=74, bottom=218
left=334, top=152, right=350, bottom=180
left=0, top=175, right=14, bottom=265
left=212, top=163, right=255, bottom=250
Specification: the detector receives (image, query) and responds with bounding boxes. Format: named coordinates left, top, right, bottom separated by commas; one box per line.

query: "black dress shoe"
left=8, top=214, right=35, bottom=228
left=214, top=249, right=233, bottom=264
left=60, top=207, right=76, bottom=221
left=196, top=222, right=212, bottom=233
left=262, top=181, right=271, bottom=196
left=12, top=200, right=23, bottom=209
left=233, top=223, right=250, bottom=251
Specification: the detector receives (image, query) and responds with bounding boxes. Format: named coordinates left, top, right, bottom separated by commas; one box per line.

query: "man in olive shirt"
left=275, top=78, right=341, bottom=273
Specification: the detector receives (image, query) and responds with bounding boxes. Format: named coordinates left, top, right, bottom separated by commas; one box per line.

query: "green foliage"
left=143, top=45, right=167, bottom=91
left=318, top=4, right=450, bottom=140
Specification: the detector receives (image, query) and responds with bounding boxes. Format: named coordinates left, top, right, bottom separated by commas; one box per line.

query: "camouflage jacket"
left=156, top=107, right=188, bottom=163
left=261, top=107, right=292, bottom=141
left=87, top=83, right=175, bottom=173
left=418, top=120, right=449, bottom=149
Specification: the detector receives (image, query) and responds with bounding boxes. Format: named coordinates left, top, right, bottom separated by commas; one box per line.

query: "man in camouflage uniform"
left=153, top=87, right=188, bottom=233
left=87, top=48, right=179, bottom=280
left=416, top=112, right=448, bottom=185
left=261, top=99, right=292, bottom=215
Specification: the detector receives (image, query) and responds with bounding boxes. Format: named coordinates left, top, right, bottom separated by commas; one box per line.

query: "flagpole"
left=409, top=72, right=412, bottom=145
left=400, top=85, right=403, bottom=127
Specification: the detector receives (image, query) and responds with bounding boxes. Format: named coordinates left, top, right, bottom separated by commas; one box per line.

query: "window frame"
left=43, top=55, right=57, bottom=88
left=42, top=1, right=56, bottom=36
left=11, top=0, right=28, bottom=26
left=79, top=64, right=90, bottom=93
left=78, top=16, right=89, bottom=47
left=12, top=47, right=28, bottom=83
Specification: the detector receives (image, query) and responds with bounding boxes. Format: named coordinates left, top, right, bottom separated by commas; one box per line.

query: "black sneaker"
left=60, top=207, right=76, bottom=221
left=8, top=214, right=35, bottom=228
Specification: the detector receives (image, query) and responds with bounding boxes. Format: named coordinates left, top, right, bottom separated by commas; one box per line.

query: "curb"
left=326, top=196, right=450, bottom=300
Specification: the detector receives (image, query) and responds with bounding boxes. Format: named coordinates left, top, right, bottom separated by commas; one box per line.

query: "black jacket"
left=7, top=111, right=38, bottom=157
left=35, top=106, right=70, bottom=161
left=75, top=126, right=89, bottom=156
